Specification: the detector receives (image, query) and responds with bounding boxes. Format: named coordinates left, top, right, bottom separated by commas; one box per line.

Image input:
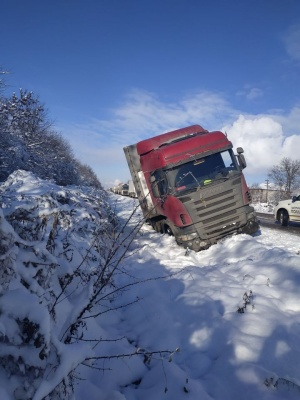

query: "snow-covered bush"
left=0, top=170, right=116, bottom=399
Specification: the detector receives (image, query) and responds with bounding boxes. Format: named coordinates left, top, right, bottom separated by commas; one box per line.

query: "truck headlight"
left=177, top=232, right=198, bottom=241
left=247, top=211, right=255, bottom=220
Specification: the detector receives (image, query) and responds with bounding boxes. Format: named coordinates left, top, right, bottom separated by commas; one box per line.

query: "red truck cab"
left=124, top=125, right=259, bottom=251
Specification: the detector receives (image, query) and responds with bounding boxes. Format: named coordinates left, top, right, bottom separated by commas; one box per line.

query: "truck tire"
left=150, top=220, right=161, bottom=233
left=162, top=220, right=175, bottom=236
left=164, top=224, right=174, bottom=236
left=155, top=221, right=162, bottom=233
left=279, top=209, right=289, bottom=226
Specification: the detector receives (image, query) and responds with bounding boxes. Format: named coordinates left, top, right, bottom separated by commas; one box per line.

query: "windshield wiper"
left=175, top=171, right=200, bottom=188
left=212, top=175, right=229, bottom=183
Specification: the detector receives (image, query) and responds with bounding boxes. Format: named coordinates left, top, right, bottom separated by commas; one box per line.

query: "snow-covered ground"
left=76, top=194, right=300, bottom=400
left=253, top=202, right=275, bottom=214
left=1, top=172, right=300, bottom=399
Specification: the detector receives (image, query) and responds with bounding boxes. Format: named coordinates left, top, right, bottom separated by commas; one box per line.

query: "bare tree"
left=0, top=89, right=52, bottom=180
left=0, top=89, right=100, bottom=187
left=38, top=130, right=79, bottom=185
left=0, top=71, right=104, bottom=188
left=249, top=182, right=260, bottom=188
left=75, top=160, right=102, bottom=189
left=268, top=157, right=300, bottom=199
left=0, top=67, right=8, bottom=94
left=3, top=89, right=51, bottom=139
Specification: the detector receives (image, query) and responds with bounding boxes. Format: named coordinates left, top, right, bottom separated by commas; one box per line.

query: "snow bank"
left=0, top=170, right=114, bottom=399
left=1, top=171, right=300, bottom=400
left=76, top=194, right=300, bottom=400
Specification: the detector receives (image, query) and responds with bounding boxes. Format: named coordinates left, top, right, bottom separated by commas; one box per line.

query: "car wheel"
left=279, top=210, right=289, bottom=226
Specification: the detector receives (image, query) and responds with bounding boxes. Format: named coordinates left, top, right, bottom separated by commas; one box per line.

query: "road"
left=256, top=212, right=300, bottom=236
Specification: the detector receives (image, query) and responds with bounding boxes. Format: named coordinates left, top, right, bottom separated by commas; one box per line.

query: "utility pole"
left=265, top=179, right=269, bottom=203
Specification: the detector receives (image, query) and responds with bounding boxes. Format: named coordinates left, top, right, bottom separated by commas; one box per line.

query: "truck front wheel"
left=279, top=209, right=289, bottom=226
left=150, top=219, right=162, bottom=233
left=163, top=220, right=175, bottom=236
left=164, top=225, right=174, bottom=236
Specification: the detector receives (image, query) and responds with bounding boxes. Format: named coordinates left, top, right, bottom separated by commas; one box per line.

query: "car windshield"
left=166, top=150, right=238, bottom=195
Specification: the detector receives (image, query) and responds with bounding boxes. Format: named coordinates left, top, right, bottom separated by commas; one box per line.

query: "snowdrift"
left=1, top=170, right=300, bottom=400
left=0, top=170, right=115, bottom=399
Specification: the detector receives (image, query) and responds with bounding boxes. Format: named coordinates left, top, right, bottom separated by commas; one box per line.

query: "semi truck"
left=113, top=183, right=129, bottom=196
left=123, top=124, right=259, bottom=251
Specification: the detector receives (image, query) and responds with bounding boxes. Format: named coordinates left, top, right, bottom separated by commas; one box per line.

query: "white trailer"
left=128, top=180, right=137, bottom=198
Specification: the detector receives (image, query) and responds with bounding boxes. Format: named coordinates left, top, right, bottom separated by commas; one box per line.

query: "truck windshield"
left=166, top=150, right=238, bottom=195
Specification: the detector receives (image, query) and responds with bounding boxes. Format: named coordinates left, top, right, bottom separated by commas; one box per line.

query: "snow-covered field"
left=76, top=194, right=300, bottom=400
left=1, top=172, right=300, bottom=399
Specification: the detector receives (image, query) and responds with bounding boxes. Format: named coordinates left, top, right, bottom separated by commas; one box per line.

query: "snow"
left=253, top=202, right=275, bottom=214
left=78, top=195, right=300, bottom=400
left=1, top=171, right=300, bottom=399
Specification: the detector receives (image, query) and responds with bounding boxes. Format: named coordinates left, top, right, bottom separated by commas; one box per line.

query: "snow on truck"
left=123, top=124, right=259, bottom=251
left=274, top=195, right=300, bottom=226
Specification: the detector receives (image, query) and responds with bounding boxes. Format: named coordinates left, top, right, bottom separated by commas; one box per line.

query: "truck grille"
left=179, top=181, right=246, bottom=240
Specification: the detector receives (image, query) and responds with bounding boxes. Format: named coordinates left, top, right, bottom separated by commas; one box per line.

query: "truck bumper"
left=238, top=216, right=260, bottom=235
left=177, top=213, right=259, bottom=252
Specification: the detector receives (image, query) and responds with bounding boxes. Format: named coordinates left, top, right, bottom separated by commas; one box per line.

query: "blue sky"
left=1, top=0, right=300, bottom=188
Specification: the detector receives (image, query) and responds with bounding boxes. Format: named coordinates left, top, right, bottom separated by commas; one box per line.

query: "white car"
left=274, top=195, right=300, bottom=226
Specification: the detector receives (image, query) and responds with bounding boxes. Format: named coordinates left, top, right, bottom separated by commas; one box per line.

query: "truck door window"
left=221, top=150, right=235, bottom=169
left=151, top=170, right=168, bottom=198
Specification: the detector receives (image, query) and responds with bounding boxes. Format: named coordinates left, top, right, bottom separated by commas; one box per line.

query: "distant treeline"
left=0, top=72, right=101, bottom=188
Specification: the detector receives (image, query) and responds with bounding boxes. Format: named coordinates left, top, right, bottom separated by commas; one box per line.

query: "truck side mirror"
left=238, top=154, right=246, bottom=169
left=236, top=147, right=246, bottom=169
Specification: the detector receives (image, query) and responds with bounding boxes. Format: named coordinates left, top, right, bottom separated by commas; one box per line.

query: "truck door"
left=291, top=195, right=300, bottom=222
